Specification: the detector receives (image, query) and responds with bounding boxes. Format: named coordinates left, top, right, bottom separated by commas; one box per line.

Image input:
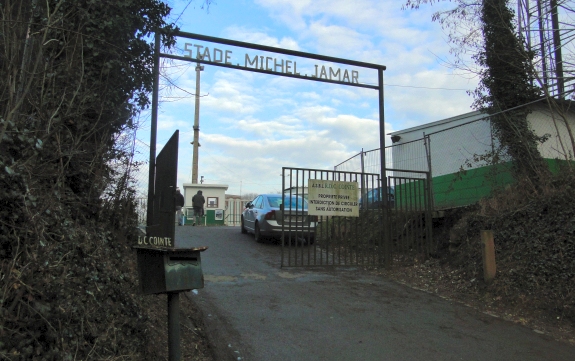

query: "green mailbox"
left=134, top=246, right=208, bottom=295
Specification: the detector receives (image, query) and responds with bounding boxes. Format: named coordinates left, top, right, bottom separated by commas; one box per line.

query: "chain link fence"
left=335, top=108, right=575, bottom=210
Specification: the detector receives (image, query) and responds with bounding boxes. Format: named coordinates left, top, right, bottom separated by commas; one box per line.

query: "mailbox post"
left=138, top=127, right=208, bottom=360
left=134, top=246, right=207, bottom=295
left=134, top=246, right=208, bottom=360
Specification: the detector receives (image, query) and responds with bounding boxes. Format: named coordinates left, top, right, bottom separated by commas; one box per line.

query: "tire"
left=307, top=236, right=315, bottom=245
left=255, top=223, right=264, bottom=243
left=241, top=217, right=247, bottom=234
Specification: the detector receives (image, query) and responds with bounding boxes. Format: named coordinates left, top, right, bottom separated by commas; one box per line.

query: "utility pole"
left=191, top=61, right=204, bottom=184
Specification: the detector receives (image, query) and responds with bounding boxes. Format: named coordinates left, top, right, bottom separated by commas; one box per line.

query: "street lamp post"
left=191, top=61, right=204, bottom=184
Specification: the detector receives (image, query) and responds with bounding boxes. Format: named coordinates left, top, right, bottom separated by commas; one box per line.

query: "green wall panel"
left=429, top=158, right=573, bottom=210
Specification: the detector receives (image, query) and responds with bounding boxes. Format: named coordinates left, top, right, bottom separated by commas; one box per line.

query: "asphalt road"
left=177, top=226, right=575, bottom=361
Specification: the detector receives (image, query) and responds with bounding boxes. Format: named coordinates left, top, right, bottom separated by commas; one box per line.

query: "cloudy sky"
left=134, top=0, right=480, bottom=197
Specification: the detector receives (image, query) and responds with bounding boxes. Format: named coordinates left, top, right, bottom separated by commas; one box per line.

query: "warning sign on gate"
left=307, top=179, right=359, bottom=217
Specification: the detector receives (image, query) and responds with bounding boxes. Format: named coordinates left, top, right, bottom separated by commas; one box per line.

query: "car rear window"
left=267, top=196, right=307, bottom=209
left=267, top=196, right=283, bottom=208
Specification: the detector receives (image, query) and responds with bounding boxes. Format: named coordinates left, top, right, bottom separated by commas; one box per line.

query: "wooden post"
left=481, top=230, right=496, bottom=283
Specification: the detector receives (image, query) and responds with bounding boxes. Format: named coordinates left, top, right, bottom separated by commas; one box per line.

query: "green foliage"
left=0, top=0, right=181, bottom=359
left=472, top=0, right=547, bottom=187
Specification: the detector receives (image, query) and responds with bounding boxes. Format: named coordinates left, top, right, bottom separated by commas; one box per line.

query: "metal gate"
left=281, top=167, right=432, bottom=267
left=388, top=169, right=433, bottom=262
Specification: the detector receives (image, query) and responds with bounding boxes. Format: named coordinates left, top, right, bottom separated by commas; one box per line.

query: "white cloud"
left=222, top=26, right=301, bottom=50
left=157, top=114, right=190, bottom=131
left=143, top=0, right=483, bottom=196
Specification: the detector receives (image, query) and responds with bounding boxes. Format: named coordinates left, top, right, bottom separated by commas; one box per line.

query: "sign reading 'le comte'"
left=307, top=180, right=360, bottom=217
left=183, top=43, right=361, bottom=84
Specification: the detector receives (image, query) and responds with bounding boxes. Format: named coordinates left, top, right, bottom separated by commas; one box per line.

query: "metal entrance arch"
left=147, top=31, right=389, bottom=263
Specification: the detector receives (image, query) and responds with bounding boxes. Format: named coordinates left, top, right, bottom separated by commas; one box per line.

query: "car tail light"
left=309, top=215, right=318, bottom=222
left=264, top=210, right=276, bottom=220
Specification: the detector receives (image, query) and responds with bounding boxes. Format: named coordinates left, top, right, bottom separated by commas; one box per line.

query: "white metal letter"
left=213, top=48, right=223, bottom=63
left=329, top=67, right=341, bottom=81
left=265, top=57, right=273, bottom=71
left=202, top=47, right=211, bottom=62
left=342, top=70, right=350, bottom=82
left=274, top=58, right=284, bottom=73
left=352, top=70, right=359, bottom=83
left=184, top=43, right=193, bottom=58
left=245, top=54, right=258, bottom=68
left=193, top=45, right=204, bottom=59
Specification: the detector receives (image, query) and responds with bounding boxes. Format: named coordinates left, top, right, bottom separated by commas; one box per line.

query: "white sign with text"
left=307, top=179, right=359, bottom=217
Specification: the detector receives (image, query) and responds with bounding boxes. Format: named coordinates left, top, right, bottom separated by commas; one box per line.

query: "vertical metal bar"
left=281, top=167, right=285, bottom=267
left=421, top=177, right=426, bottom=254
left=312, top=170, right=317, bottom=266
left=416, top=177, right=423, bottom=255
left=536, top=0, right=549, bottom=89
left=389, top=176, right=396, bottom=265
left=324, top=171, right=329, bottom=266
left=423, top=173, right=428, bottom=255
left=351, top=173, right=358, bottom=265
left=423, top=133, right=435, bottom=210
left=147, top=32, right=161, bottom=228
left=426, top=171, right=433, bottom=255
left=413, top=177, right=419, bottom=255
left=408, top=177, right=414, bottom=256
left=334, top=172, right=340, bottom=266
left=344, top=172, right=349, bottom=266
left=296, top=168, right=301, bottom=265
left=418, top=177, right=424, bottom=255
left=398, top=177, right=403, bottom=256
left=299, top=169, right=304, bottom=265
left=405, top=177, right=410, bottom=257
left=288, top=169, right=293, bottom=266
left=396, top=173, right=407, bottom=253
left=550, top=0, right=564, bottom=98
left=320, top=171, right=326, bottom=266
left=360, top=149, right=366, bottom=210
left=168, top=292, right=181, bottom=361
left=377, top=67, right=389, bottom=267
left=395, top=177, right=401, bottom=256
left=307, top=170, right=313, bottom=265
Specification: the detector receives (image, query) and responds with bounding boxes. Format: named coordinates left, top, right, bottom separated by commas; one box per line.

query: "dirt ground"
left=145, top=293, right=215, bottom=361
left=374, top=258, right=575, bottom=346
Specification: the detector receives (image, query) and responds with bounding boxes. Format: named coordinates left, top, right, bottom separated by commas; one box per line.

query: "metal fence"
left=281, top=168, right=387, bottom=267
left=335, top=108, right=575, bottom=211
left=388, top=170, right=433, bottom=259
left=224, top=197, right=252, bottom=226
left=280, top=167, right=432, bottom=268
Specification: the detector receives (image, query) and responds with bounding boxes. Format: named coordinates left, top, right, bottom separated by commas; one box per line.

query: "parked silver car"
left=241, top=193, right=317, bottom=243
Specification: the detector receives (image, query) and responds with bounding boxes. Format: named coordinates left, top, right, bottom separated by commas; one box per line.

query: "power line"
left=384, top=83, right=470, bottom=91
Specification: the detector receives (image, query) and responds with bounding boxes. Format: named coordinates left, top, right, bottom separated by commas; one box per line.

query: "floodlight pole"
left=191, top=61, right=204, bottom=184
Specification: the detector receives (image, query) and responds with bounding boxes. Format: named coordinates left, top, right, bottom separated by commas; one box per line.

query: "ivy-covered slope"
left=0, top=1, right=186, bottom=359
left=446, top=174, right=575, bottom=325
